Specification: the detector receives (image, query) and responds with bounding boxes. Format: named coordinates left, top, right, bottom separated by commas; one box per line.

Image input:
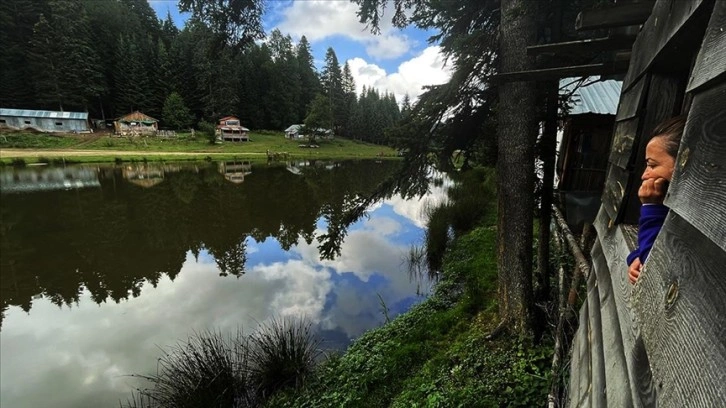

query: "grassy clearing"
left=0, top=131, right=398, bottom=164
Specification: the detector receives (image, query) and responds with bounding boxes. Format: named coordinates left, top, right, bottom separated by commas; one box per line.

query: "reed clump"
left=124, top=317, right=322, bottom=408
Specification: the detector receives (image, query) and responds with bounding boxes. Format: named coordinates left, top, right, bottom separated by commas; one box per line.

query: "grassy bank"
left=267, top=224, right=552, bottom=407
left=0, top=131, right=398, bottom=164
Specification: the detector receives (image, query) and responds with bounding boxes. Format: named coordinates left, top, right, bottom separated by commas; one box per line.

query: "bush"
left=198, top=121, right=218, bottom=145
left=124, top=318, right=322, bottom=408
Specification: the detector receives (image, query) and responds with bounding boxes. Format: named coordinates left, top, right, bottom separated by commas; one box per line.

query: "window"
left=55, top=122, right=63, bottom=126
left=0, top=119, right=6, bottom=124
left=24, top=120, right=31, bottom=125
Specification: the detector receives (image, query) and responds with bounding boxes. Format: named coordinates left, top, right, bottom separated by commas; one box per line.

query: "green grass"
left=0, top=133, right=83, bottom=148
left=0, top=131, right=398, bottom=164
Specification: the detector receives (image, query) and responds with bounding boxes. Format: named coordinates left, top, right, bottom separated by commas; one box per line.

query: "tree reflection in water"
left=0, top=160, right=403, bottom=328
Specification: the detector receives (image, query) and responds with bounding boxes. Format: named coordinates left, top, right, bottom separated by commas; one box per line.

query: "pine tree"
left=0, top=0, right=43, bottom=108
left=162, top=92, right=193, bottom=130
left=320, top=48, right=344, bottom=131
left=114, top=34, right=150, bottom=114
left=340, top=62, right=357, bottom=137
left=264, top=29, right=300, bottom=129
left=28, top=0, right=105, bottom=111
left=296, top=36, right=320, bottom=122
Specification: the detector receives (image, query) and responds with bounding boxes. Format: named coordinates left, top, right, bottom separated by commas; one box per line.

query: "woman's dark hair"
left=651, top=115, right=687, bottom=158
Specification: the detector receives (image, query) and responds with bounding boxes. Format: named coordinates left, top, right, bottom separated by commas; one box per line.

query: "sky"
left=148, top=0, right=453, bottom=103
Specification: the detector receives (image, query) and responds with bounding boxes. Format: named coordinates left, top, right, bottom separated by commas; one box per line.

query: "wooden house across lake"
left=217, top=116, right=249, bottom=141
left=0, top=108, right=90, bottom=133
left=114, top=111, right=158, bottom=136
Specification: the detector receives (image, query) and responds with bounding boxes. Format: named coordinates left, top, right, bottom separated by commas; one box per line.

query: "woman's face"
left=643, top=136, right=675, bottom=182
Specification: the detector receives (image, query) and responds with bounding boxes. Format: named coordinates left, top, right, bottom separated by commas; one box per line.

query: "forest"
left=0, top=0, right=404, bottom=144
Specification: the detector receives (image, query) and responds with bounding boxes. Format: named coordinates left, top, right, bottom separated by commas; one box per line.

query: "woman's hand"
left=629, top=257, right=642, bottom=284
left=639, top=178, right=669, bottom=204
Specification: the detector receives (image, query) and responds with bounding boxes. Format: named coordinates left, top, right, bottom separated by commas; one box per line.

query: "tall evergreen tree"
left=237, top=43, right=272, bottom=129
left=28, top=0, right=105, bottom=111
left=0, top=0, right=44, bottom=108
left=264, top=29, right=300, bottom=128
left=160, top=11, right=179, bottom=48
left=320, top=47, right=344, bottom=132
left=162, top=92, right=193, bottom=129
left=113, top=34, right=150, bottom=114
left=296, top=36, right=320, bottom=122
left=340, top=62, right=357, bottom=137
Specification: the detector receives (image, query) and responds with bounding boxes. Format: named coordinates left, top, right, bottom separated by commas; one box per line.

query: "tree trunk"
left=496, top=0, right=538, bottom=338
left=537, top=81, right=559, bottom=301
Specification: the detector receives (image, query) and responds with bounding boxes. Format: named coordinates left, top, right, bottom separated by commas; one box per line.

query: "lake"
left=0, top=160, right=444, bottom=407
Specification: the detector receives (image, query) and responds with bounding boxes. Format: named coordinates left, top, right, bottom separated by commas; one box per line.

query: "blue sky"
left=148, top=0, right=451, bottom=102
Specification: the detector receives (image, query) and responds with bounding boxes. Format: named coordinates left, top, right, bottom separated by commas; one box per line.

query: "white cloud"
left=274, top=0, right=412, bottom=60
left=347, top=46, right=452, bottom=102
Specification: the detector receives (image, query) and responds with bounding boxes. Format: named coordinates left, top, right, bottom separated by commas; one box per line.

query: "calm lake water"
left=0, top=160, right=445, bottom=408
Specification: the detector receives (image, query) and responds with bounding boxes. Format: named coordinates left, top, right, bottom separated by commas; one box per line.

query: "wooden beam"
left=528, top=36, right=637, bottom=56
left=622, top=0, right=711, bottom=92
left=687, top=0, right=726, bottom=93
left=576, top=1, right=656, bottom=31
left=495, top=61, right=629, bottom=82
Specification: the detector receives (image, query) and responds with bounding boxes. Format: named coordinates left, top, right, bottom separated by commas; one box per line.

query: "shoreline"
left=0, top=148, right=398, bottom=164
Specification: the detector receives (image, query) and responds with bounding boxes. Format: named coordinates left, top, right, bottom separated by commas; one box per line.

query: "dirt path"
left=0, top=148, right=266, bottom=158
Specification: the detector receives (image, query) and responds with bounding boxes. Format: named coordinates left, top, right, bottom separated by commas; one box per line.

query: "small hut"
left=556, top=77, right=622, bottom=229
left=217, top=116, right=249, bottom=141
left=0, top=108, right=90, bottom=133
left=284, top=124, right=333, bottom=140
left=114, top=111, right=158, bottom=136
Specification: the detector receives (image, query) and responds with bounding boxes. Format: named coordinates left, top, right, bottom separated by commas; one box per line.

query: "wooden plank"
left=586, top=269, right=607, bottom=407
left=576, top=300, right=591, bottom=408
left=666, top=83, right=726, bottom=251
left=593, top=208, right=656, bottom=407
left=576, top=1, right=655, bottom=31
left=622, top=0, right=711, bottom=92
left=600, top=163, right=630, bottom=222
left=609, top=118, right=641, bottom=169
left=495, top=61, right=629, bottom=83
left=527, top=36, right=637, bottom=56
left=592, top=241, right=634, bottom=408
left=568, top=312, right=584, bottom=407
left=687, top=0, right=726, bottom=92
left=632, top=213, right=726, bottom=407
left=616, top=73, right=647, bottom=122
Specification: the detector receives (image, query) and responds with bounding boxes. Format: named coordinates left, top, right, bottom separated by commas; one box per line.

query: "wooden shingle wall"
left=568, top=0, right=726, bottom=407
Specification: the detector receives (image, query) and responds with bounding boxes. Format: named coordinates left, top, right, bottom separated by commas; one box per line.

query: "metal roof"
left=560, top=77, right=622, bottom=116
left=0, top=108, right=88, bottom=120
left=117, top=110, right=158, bottom=122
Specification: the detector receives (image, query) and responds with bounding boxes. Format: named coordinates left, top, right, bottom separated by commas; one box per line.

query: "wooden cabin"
left=114, top=111, right=158, bottom=136
left=557, top=1, right=726, bottom=407
left=0, top=108, right=90, bottom=133
left=284, top=124, right=305, bottom=139
left=557, top=77, right=622, bottom=230
left=284, top=124, right=333, bottom=140
left=216, top=116, right=249, bottom=142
